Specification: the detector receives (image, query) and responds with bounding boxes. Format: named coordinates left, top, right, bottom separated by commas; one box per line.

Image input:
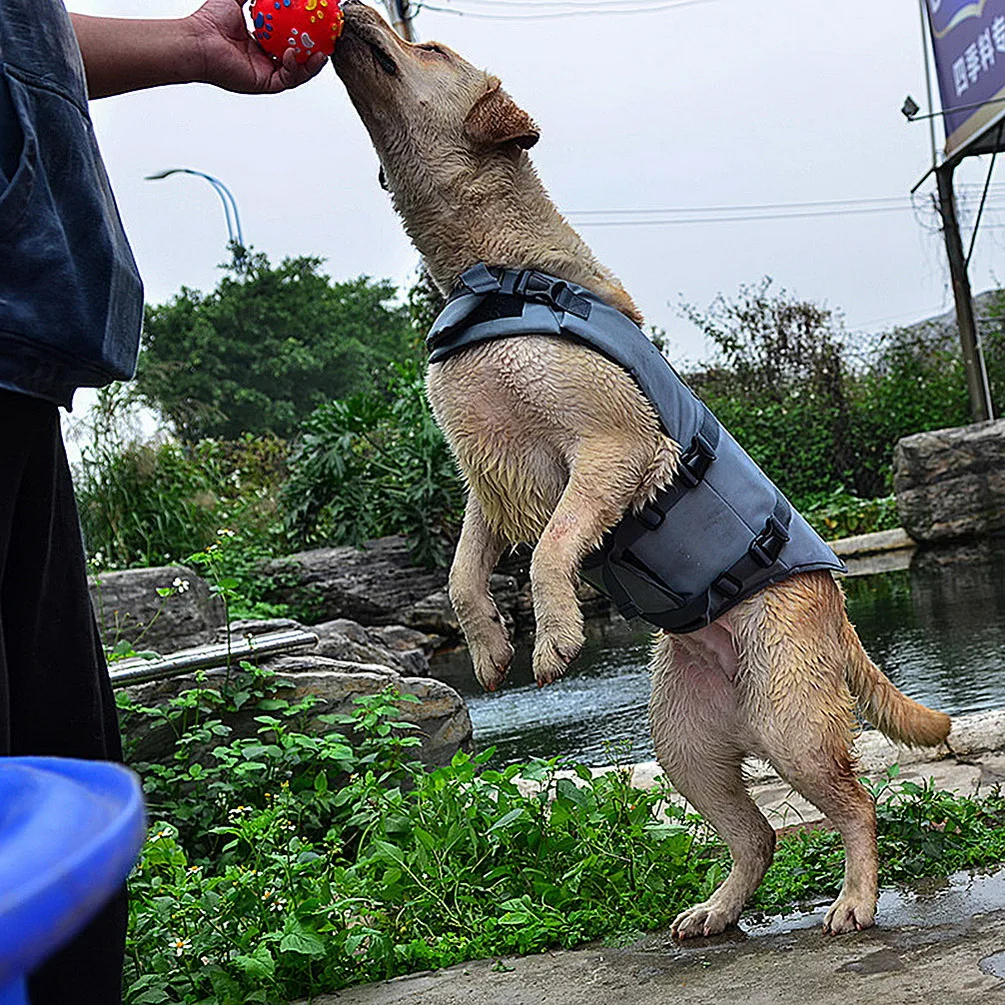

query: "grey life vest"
left=428, top=263, right=846, bottom=634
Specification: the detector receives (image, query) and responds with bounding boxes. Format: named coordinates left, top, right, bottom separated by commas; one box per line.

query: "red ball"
left=250, top=0, right=344, bottom=65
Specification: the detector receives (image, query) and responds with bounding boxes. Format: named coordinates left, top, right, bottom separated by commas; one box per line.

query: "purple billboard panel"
left=928, top=0, right=1005, bottom=157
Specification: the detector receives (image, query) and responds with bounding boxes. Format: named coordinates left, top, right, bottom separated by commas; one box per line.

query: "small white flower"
left=170, top=936, right=191, bottom=957
left=171, top=577, right=191, bottom=594
left=216, top=528, right=236, bottom=538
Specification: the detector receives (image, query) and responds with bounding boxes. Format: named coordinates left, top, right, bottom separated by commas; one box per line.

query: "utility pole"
left=935, top=162, right=995, bottom=423
left=383, top=0, right=416, bottom=41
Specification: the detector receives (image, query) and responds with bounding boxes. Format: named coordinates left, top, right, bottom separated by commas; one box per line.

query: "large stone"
left=217, top=617, right=433, bottom=676
left=120, top=653, right=472, bottom=768
left=264, top=536, right=449, bottom=626
left=894, top=419, right=1005, bottom=542
left=265, top=536, right=522, bottom=637
left=90, top=565, right=225, bottom=654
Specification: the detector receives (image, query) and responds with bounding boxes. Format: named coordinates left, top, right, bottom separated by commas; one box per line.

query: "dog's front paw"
left=671, top=900, right=739, bottom=940
left=532, top=618, right=584, bottom=687
left=469, top=626, right=515, bottom=693
left=823, top=894, right=876, bottom=935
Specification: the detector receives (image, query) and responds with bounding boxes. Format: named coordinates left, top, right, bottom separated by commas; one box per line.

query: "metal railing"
left=108, top=629, right=319, bottom=689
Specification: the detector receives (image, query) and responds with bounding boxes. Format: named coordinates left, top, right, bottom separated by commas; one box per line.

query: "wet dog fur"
left=333, top=1, right=952, bottom=938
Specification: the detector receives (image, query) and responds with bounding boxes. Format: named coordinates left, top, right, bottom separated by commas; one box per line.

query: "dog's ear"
left=464, top=77, right=540, bottom=150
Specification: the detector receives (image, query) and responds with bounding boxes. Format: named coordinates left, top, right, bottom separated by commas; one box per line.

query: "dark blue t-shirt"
left=0, top=0, right=144, bottom=408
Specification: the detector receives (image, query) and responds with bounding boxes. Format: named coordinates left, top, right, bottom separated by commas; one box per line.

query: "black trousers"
left=0, top=390, right=126, bottom=1005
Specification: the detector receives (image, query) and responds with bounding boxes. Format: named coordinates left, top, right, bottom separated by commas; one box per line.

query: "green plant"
left=281, top=359, right=465, bottom=566
left=138, top=252, right=420, bottom=442
left=800, top=490, right=899, bottom=540
left=753, top=764, right=1005, bottom=912
left=123, top=670, right=1005, bottom=1004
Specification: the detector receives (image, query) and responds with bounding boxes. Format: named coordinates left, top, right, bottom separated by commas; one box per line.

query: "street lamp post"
left=145, top=168, right=246, bottom=265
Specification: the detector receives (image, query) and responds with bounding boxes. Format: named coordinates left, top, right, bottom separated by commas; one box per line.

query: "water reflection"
left=431, top=537, right=1005, bottom=766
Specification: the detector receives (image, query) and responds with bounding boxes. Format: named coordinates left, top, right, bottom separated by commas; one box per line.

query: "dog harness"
left=427, top=263, right=846, bottom=634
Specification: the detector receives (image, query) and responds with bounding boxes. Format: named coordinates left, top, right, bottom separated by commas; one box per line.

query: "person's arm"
left=70, top=0, right=326, bottom=99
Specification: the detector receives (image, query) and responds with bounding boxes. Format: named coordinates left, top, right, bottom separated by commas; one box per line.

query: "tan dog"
left=333, top=1, right=951, bottom=938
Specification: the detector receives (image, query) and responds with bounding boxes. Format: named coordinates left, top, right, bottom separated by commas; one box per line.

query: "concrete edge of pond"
left=829, top=527, right=915, bottom=558
left=510, top=710, right=1005, bottom=830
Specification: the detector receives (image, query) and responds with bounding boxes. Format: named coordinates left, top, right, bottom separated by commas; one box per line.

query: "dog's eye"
left=418, top=44, right=448, bottom=56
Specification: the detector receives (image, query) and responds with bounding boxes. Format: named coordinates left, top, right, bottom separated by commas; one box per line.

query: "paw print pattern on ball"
left=249, top=0, right=344, bottom=64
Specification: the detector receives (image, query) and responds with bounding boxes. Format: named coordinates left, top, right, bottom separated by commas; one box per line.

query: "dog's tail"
left=843, top=620, right=951, bottom=748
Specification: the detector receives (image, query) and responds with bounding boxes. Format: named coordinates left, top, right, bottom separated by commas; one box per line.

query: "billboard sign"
left=928, top=0, right=1005, bottom=158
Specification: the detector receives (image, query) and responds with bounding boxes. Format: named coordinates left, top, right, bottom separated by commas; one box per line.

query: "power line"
left=563, top=189, right=1005, bottom=228
left=568, top=204, right=927, bottom=227
left=417, top=0, right=712, bottom=20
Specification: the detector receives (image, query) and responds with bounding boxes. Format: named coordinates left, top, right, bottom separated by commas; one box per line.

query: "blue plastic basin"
left=0, top=758, right=145, bottom=1003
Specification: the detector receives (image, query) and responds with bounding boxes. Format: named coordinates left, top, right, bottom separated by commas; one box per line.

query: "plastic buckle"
left=712, top=572, right=742, bottom=598
left=749, top=515, right=790, bottom=568
left=515, top=270, right=566, bottom=307
left=678, top=432, right=716, bottom=488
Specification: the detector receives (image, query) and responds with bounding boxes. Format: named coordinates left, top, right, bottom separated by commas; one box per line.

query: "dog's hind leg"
left=530, top=438, right=656, bottom=685
left=449, top=494, right=513, bottom=691
left=650, top=633, right=777, bottom=939
left=742, top=576, right=879, bottom=935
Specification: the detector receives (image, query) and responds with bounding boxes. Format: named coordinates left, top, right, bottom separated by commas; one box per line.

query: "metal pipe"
left=918, top=0, right=939, bottom=168
left=935, top=162, right=996, bottom=422
left=109, top=629, right=319, bottom=688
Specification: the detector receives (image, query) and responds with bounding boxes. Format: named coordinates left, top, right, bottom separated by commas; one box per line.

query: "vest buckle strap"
left=458, top=263, right=503, bottom=295
left=712, top=571, right=743, bottom=598
left=748, top=512, right=791, bottom=568
left=678, top=429, right=717, bottom=488
left=513, top=270, right=592, bottom=320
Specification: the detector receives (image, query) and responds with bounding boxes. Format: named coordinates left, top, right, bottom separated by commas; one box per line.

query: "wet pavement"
left=306, top=870, right=1005, bottom=1004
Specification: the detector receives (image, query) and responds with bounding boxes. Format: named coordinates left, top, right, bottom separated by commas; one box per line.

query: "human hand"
left=187, top=0, right=327, bottom=94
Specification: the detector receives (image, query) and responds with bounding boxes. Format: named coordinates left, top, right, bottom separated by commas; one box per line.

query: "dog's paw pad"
left=471, top=633, right=514, bottom=692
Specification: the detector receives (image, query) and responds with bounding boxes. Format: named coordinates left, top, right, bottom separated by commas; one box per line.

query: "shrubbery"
left=120, top=665, right=1005, bottom=1004
left=281, top=360, right=465, bottom=567
left=74, top=275, right=1005, bottom=575
left=686, top=279, right=1004, bottom=509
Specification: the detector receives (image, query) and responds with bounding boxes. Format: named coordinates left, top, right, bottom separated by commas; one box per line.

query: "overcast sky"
left=67, top=0, right=1004, bottom=370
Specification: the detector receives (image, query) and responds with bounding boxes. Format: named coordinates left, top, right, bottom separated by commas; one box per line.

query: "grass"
left=118, top=667, right=1005, bottom=1004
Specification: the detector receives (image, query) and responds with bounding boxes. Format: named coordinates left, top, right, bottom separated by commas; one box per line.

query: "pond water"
left=430, top=538, right=1005, bottom=767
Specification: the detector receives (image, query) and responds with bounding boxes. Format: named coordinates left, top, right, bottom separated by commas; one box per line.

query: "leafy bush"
left=122, top=667, right=1005, bottom=1004
left=138, top=252, right=420, bottom=442
left=682, top=280, right=1005, bottom=510
left=281, top=360, right=465, bottom=566
left=121, top=669, right=718, bottom=1003
left=800, top=491, right=899, bottom=540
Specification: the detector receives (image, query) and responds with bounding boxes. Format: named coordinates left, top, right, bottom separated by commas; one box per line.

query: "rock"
left=265, top=536, right=524, bottom=637
left=90, top=565, right=225, bottom=654
left=264, top=536, right=449, bottom=626
left=894, top=419, right=1005, bottom=542
left=217, top=617, right=434, bottom=676
left=369, top=624, right=442, bottom=656
left=120, top=653, right=472, bottom=767
left=309, top=620, right=431, bottom=675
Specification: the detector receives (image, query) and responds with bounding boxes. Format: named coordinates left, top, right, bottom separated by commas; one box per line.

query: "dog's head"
left=333, top=2, right=539, bottom=203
